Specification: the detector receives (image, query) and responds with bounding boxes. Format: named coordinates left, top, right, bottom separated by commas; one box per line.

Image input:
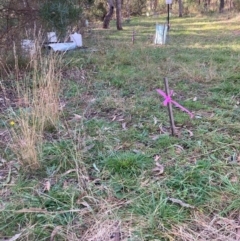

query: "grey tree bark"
left=178, top=0, right=183, bottom=17
left=126, top=0, right=130, bottom=19
left=219, top=0, right=224, bottom=12
left=103, top=0, right=114, bottom=29
left=115, top=0, right=123, bottom=30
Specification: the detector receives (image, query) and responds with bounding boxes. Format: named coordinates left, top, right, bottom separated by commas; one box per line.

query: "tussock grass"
left=28, top=48, right=62, bottom=131
left=9, top=108, right=41, bottom=169
left=7, top=43, right=62, bottom=170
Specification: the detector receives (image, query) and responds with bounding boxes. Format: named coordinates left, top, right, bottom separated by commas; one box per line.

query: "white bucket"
left=47, top=32, right=57, bottom=43
left=70, top=33, right=82, bottom=47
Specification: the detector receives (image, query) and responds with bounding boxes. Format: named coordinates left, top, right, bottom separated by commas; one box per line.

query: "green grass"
left=1, top=13, right=240, bottom=240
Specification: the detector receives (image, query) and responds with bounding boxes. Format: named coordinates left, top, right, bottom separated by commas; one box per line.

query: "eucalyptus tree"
left=103, top=0, right=114, bottom=28
left=116, top=0, right=123, bottom=30
left=103, top=0, right=123, bottom=30
left=219, top=0, right=224, bottom=12
left=178, top=0, right=183, bottom=17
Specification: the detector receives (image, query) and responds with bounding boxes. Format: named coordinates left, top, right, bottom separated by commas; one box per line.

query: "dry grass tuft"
left=170, top=212, right=240, bottom=241
left=9, top=40, right=62, bottom=170
left=10, top=108, right=41, bottom=170
left=82, top=219, right=122, bottom=241
left=77, top=195, right=134, bottom=241
left=32, top=53, right=62, bottom=130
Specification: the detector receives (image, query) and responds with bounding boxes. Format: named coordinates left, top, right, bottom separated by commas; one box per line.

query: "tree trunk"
left=126, top=0, right=130, bottom=19
left=229, top=0, right=232, bottom=10
left=116, top=0, right=123, bottom=30
left=219, top=0, right=224, bottom=12
left=103, top=0, right=114, bottom=29
left=150, top=0, right=153, bottom=11
left=178, top=0, right=183, bottom=17
left=154, top=0, right=158, bottom=10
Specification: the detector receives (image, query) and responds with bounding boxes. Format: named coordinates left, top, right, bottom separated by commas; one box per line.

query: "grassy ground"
left=1, top=13, right=240, bottom=241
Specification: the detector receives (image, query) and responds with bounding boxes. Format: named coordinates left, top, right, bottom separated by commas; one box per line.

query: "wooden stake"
left=164, top=77, right=175, bottom=136
left=132, top=29, right=135, bottom=44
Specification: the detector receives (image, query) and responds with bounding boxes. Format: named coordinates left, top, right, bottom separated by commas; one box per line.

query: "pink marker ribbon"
left=156, top=89, right=194, bottom=118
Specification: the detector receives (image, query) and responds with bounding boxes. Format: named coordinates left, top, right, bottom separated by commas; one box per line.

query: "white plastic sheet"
left=21, top=39, right=35, bottom=55
left=47, top=33, right=82, bottom=52
left=70, top=33, right=82, bottom=47
left=47, top=42, right=77, bottom=52
left=47, top=32, right=57, bottom=42
left=154, top=24, right=167, bottom=45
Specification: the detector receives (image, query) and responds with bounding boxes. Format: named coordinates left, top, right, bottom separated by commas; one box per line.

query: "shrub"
left=39, top=0, right=83, bottom=38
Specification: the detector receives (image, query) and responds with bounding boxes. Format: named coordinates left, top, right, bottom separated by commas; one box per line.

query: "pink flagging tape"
left=156, top=89, right=194, bottom=118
